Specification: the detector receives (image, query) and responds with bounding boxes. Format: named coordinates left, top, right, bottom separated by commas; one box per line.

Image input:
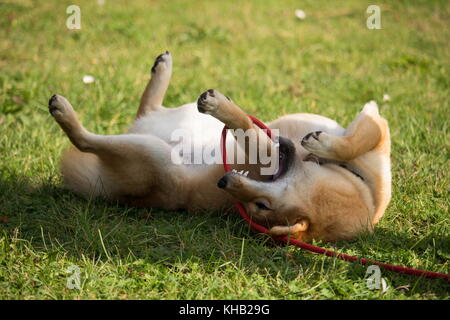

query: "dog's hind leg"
left=49, top=94, right=184, bottom=205
left=136, top=51, right=172, bottom=118
left=301, top=101, right=389, bottom=161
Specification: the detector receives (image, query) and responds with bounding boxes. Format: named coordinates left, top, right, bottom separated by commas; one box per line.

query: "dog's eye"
left=255, top=202, right=271, bottom=210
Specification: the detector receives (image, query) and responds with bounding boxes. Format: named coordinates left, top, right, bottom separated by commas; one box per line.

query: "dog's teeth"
left=232, top=169, right=248, bottom=176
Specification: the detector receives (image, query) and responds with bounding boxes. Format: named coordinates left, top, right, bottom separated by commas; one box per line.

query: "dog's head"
left=217, top=136, right=373, bottom=242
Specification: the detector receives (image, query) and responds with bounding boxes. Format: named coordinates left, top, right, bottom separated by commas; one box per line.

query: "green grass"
left=0, top=0, right=449, bottom=299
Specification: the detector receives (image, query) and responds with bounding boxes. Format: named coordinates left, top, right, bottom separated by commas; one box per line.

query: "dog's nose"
left=217, top=176, right=228, bottom=189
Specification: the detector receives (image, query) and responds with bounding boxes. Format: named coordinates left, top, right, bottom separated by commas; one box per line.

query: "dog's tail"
left=60, top=147, right=109, bottom=198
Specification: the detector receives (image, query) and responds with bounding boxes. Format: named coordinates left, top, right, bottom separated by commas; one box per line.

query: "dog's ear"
left=269, top=219, right=309, bottom=236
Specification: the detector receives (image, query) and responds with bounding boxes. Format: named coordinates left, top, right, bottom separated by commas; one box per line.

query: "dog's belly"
left=129, top=103, right=230, bottom=166
left=128, top=105, right=346, bottom=164
left=269, top=113, right=345, bottom=139
left=130, top=103, right=222, bottom=138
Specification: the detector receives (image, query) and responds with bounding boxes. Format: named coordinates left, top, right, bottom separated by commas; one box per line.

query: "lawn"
left=0, top=0, right=449, bottom=299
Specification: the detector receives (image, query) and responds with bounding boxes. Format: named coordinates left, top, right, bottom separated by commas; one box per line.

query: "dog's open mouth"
left=269, top=136, right=295, bottom=181
left=230, top=136, right=295, bottom=182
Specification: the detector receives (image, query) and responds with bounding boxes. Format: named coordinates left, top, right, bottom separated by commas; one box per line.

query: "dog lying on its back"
left=48, top=51, right=391, bottom=242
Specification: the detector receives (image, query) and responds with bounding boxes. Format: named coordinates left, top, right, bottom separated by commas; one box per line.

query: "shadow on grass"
left=0, top=174, right=448, bottom=296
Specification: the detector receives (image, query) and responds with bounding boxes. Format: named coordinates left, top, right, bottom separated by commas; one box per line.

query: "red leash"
left=220, top=116, right=450, bottom=281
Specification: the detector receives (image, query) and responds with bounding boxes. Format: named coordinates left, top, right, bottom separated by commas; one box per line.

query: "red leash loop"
left=220, top=116, right=450, bottom=281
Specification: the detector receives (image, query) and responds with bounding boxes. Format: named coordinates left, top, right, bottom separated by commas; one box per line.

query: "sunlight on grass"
left=0, top=0, right=449, bottom=299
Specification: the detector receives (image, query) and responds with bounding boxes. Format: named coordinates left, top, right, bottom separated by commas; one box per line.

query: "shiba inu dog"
left=48, top=51, right=391, bottom=242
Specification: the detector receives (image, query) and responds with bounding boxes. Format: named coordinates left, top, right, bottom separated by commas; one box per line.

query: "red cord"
left=220, top=116, right=450, bottom=281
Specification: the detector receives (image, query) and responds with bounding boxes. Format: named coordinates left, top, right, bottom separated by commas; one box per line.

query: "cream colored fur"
left=49, top=52, right=391, bottom=242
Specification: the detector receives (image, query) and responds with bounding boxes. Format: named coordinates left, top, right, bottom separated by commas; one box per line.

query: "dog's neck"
left=303, top=154, right=364, bottom=181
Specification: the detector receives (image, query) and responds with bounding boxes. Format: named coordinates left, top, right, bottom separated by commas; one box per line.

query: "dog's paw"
left=197, top=89, right=220, bottom=114
left=301, top=131, right=332, bottom=156
left=151, top=51, right=172, bottom=74
left=48, top=94, right=78, bottom=129
left=48, top=94, right=73, bottom=118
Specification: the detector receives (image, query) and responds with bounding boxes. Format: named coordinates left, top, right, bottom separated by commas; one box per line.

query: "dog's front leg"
left=196, top=89, right=275, bottom=170
left=197, top=89, right=254, bottom=131
left=301, top=101, right=388, bottom=161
